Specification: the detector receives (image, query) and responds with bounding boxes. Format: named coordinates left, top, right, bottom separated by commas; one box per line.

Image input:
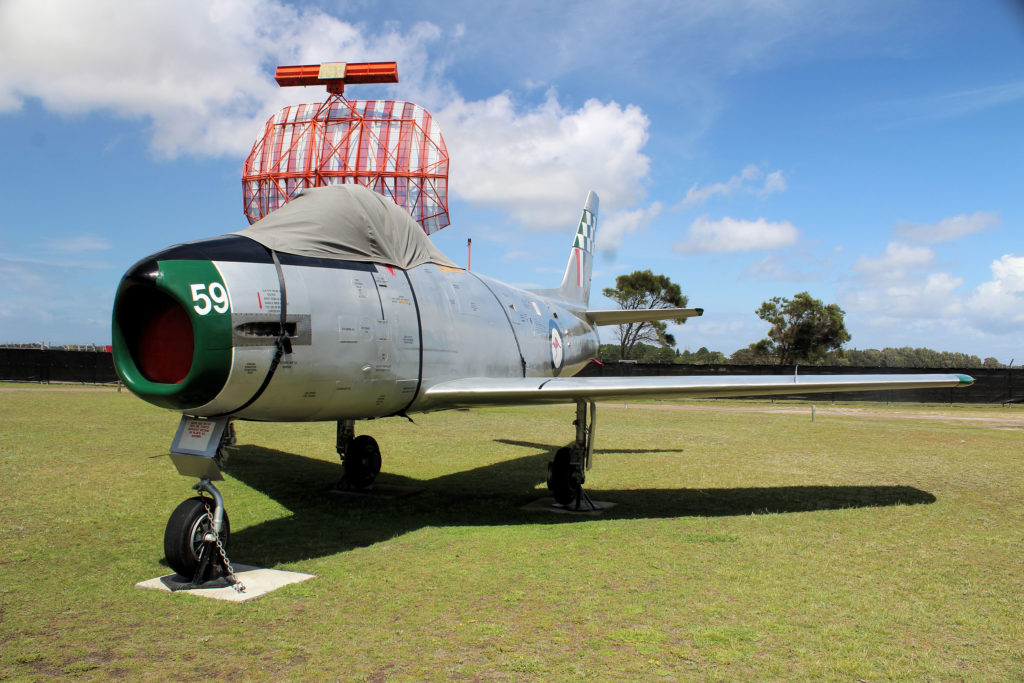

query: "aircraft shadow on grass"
left=494, top=438, right=686, bottom=455
left=224, top=442, right=936, bottom=568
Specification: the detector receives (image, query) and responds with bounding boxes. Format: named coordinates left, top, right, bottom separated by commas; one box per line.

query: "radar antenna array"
left=242, top=62, right=450, bottom=234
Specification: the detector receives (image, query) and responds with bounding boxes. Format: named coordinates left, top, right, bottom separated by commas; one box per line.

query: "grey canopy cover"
left=232, top=184, right=456, bottom=269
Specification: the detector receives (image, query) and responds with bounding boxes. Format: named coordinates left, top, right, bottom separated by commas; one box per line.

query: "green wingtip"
left=957, top=374, right=975, bottom=386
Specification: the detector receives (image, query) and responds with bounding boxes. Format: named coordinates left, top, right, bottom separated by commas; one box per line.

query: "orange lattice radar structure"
left=242, top=61, right=450, bottom=234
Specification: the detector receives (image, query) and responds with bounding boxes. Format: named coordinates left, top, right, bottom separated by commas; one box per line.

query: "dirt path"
left=0, top=384, right=121, bottom=392
left=598, top=401, right=1024, bottom=429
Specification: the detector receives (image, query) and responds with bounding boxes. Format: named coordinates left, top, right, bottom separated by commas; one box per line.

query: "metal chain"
left=201, top=497, right=246, bottom=593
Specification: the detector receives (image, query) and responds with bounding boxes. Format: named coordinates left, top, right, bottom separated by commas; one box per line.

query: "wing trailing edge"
left=420, top=373, right=973, bottom=410
left=584, top=307, right=704, bottom=326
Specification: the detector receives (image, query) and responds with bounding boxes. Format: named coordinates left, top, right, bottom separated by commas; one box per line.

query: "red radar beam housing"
left=275, top=61, right=399, bottom=94
left=243, top=62, right=450, bottom=234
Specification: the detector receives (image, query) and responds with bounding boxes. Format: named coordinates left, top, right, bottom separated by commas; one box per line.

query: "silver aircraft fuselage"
left=112, top=235, right=598, bottom=421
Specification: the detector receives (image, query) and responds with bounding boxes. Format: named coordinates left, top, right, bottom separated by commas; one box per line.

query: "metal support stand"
left=185, top=536, right=230, bottom=588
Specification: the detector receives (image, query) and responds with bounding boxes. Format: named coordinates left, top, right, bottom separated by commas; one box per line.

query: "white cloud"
left=840, top=249, right=1024, bottom=354
left=0, top=0, right=444, bottom=157
left=598, top=202, right=663, bottom=252
left=676, top=165, right=786, bottom=209
left=0, top=255, right=113, bottom=342
left=966, top=254, right=1024, bottom=333
left=841, top=271, right=966, bottom=336
left=439, top=92, right=651, bottom=230
left=871, top=80, right=1024, bottom=127
left=759, top=170, right=787, bottom=197
left=844, top=241, right=965, bottom=320
left=0, top=0, right=655, bottom=232
left=852, top=241, right=935, bottom=281
left=675, top=215, right=799, bottom=254
left=46, top=235, right=112, bottom=252
left=894, top=211, right=1000, bottom=243
left=0, top=253, right=111, bottom=270
left=668, top=313, right=767, bottom=357
left=744, top=252, right=822, bottom=282
left=501, top=250, right=531, bottom=261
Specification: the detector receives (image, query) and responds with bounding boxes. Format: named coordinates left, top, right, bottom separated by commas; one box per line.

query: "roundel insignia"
left=549, top=321, right=564, bottom=374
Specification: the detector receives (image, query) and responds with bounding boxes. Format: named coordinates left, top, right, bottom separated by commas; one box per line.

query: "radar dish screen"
left=243, top=98, right=450, bottom=234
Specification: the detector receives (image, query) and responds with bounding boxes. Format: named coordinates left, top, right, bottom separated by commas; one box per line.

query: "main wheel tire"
left=344, top=435, right=382, bottom=489
left=547, top=447, right=576, bottom=505
left=163, top=496, right=230, bottom=578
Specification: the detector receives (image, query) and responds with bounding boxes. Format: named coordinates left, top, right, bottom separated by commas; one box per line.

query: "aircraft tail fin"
left=556, top=191, right=599, bottom=305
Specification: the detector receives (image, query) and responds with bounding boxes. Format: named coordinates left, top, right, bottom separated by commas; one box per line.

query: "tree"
left=678, top=346, right=727, bottom=364
left=602, top=270, right=689, bottom=360
left=828, top=347, right=998, bottom=369
left=729, top=340, right=773, bottom=365
left=754, top=292, right=851, bottom=365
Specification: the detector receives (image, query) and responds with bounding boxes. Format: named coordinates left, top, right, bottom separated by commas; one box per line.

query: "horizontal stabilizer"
left=420, top=373, right=973, bottom=410
left=584, top=308, right=704, bottom=326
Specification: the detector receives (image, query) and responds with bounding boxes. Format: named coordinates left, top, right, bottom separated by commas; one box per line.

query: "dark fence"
left=578, top=362, right=1023, bottom=404
left=0, top=348, right=119, bottom=384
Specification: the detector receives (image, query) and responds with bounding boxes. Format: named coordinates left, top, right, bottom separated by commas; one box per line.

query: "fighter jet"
left=111, top=183, right=972, bottom=584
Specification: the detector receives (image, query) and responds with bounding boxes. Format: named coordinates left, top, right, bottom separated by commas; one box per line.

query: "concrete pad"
left=328, top=483, right=422, bottom=499
left=135, top=564, right=314, bottom=602
left=521, top=496, right=616, bottom=516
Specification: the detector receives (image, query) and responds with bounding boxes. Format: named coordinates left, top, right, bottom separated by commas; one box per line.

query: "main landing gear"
left=335, top=419, right=381, bottom=490
left=546, top=401, right=598, bottom=510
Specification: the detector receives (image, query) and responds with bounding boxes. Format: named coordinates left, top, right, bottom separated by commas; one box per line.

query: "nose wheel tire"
left=163, top=496, right=231, bottom=578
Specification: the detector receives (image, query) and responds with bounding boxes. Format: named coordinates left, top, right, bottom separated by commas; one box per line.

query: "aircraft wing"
left=584, top=308, right=704, bottom=326
left=419, top=373, right=974, bottom=409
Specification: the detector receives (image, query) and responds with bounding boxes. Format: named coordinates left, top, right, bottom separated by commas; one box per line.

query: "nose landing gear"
left=162, top=480, right=244, bottom=591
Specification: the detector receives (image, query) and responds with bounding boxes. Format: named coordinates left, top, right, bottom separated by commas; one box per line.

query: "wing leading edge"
left=420, top=373, right=974, bottom=410
left=584, top=308, right=704, bottom=326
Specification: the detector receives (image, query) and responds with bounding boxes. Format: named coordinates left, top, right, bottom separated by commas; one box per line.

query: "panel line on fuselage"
left=209, top=248, right=291, bottom=417
left=367, top=265, right=387, bottom=320
left=468, top=271, right=528, bottom=377
left=397, top=267, right=425, bottom=415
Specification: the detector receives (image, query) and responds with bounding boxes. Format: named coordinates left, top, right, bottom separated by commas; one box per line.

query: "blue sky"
left=1, top=0, right=1022, bottom=362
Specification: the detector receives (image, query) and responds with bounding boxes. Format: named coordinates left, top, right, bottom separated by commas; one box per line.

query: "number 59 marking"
left=191, top=283, right=229, bottom=315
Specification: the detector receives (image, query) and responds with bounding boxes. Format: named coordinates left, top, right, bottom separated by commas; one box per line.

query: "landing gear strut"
left=546, top=401, right=598, bottom=510
left=335, top=419, right=381, bottom=490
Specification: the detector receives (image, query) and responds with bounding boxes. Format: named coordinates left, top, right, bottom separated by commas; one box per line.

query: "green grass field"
left=2, top=387, right=1022, bottom=680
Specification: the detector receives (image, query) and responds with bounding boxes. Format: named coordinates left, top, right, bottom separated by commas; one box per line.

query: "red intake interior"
left=137, top=297, right=194, bottom=384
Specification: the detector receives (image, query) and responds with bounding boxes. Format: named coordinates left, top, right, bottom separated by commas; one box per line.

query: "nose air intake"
left=112, top=255, right=233, bottom=412
left=124, top=286, right=194, bottom=384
